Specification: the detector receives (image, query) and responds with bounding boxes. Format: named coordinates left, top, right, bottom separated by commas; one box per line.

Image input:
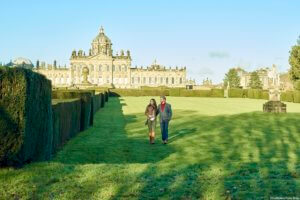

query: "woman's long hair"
left=149, top=98, right=157, bottom=110
left=145, top=98, right=157, bottom=115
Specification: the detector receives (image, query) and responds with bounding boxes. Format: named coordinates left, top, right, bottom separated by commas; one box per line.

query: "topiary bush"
left=0, top=67, right=53, bottom=167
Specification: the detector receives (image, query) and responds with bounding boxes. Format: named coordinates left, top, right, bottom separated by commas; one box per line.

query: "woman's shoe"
left=151, top=137, right=155, bottom=144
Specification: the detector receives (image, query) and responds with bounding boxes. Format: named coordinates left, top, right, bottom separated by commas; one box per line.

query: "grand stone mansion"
left=34, top=27, right=187, bottom=88
left=235, top=65, right=280, bottom=90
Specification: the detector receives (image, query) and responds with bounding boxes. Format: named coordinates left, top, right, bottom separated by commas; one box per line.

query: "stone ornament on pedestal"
left=224, top=81, right=230, bottom=98
left=81, top=67, right=91, bottom=85
left=263, top=87, right=286, bottom=113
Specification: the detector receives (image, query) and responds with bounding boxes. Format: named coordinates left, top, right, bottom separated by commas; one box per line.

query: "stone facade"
left=34, top=27, right=187, bottom=88
left=235, top=65, right=280, bottom=90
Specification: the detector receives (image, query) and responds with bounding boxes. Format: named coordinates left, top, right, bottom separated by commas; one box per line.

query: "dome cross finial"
left=100, top=26, right=104, bottom=33
left=153, top=59, right=157, bottom=65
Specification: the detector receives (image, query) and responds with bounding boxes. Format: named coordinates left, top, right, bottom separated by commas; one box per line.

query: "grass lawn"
left=1, top=97, right=300, bottom=199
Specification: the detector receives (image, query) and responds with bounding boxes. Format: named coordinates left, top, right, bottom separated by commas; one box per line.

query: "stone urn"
left=81, top=67, right=91, bottom=85
left=263, top=87, right=286, bottom=113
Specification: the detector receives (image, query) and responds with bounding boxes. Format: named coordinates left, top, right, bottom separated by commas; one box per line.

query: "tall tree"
left=224, top=68, right=241, bottom=88
left=248, top=71, right=262, bottom=89
left=289, top=35, right=300, bottom=82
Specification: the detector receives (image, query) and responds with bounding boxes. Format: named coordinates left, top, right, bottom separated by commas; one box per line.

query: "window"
left=138, top=77, right=140, bottom=83
left=180, top=77, right=182, bottom=84
left=143, top=77, right=146, bottom=84
left=160, top=77, right=163, bottom=84
left=149, top=77, right=151, bottom=84
left=172, top=77, right=174, bottom=84
left=166, top=77, right=169, bottom=84
left=112, top=65, right=115, bottom=71
left=124, top=65, right=127, bottom=72
left=99, top=65, right=102, bottom=71
left=132, top=77, right=134, bottom=84
left=106, top=65, right=109, bottom=72
left=155, top=77, right=157, bottom=84
left=119, top=65, right=121, bottom=71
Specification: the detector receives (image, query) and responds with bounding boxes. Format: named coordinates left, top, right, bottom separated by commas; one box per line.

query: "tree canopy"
left=248, top=71, right=263, bottom=89
left=224, top=68, right=241, bottom=88
left=289, top=36, right=300, bottom=82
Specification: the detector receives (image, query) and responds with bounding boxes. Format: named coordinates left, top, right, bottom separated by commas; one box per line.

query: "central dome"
left=93, top=26, right=111, bottom=44
left=91, top=26, right=113, bottom=56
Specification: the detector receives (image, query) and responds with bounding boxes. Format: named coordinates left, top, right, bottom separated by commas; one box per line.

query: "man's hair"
left=160, top=96, right=166, bottom=100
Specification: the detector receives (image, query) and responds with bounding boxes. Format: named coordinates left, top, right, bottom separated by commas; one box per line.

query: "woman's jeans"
left=160, top=120, right=169, bottom=141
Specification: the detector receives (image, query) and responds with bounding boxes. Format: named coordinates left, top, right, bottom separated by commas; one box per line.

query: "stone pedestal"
left=263, top=101, right=286, bottom=113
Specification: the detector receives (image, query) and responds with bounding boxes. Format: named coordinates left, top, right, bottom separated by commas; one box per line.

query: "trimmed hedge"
left=109, top=89, right=169, bottom=97
left=0, top=67, right=53, bottom=166
left=228, top=88, right=244, bottom=98
left=211, top=89, right=224, bottom=97
left=92, top=94, right=102, bottom=115
left=52, top=90, right=93, bottom=131
left=293, top=91, right=300, bottom=103
left=169, top=88, right=181, bottom=96
left=52, top=99, right=81, bottom=153
left=281, top=91, right=294, bottom=102
left=247, top=89, right=269, bottom=100
left=248, top=89, right=261, bottom=99
left=110, top=88, right=223, bottom=98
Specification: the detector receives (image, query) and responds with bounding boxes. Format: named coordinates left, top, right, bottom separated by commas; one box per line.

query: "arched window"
left=166, top=77, right=169, bottom=84
left=172, top=77, right=175, bottom=84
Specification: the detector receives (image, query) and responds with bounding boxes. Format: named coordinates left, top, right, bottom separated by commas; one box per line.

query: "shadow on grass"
left=110, top=102, right=300, bottom=199
left=1, top=97, right=300, bottom=199
left=53, top=97, right=176, bottom=164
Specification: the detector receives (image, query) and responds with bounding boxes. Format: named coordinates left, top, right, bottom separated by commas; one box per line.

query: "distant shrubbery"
left=110, top=88, right=224, bottom=98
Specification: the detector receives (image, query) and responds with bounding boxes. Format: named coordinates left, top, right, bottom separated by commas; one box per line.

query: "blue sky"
left=0, top=0, right=299, bottom=84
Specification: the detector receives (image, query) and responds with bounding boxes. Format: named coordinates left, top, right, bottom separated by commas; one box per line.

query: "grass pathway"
left=1, top=97, right=300, bottom=199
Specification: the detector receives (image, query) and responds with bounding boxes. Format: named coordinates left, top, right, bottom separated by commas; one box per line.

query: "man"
left=156, top=96, right=172, bottom=144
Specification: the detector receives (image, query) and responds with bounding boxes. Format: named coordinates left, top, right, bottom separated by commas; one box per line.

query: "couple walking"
left=145, top=96, right=172, bottom=144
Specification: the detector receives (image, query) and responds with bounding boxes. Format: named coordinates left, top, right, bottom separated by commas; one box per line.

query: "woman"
left=145, top=99, right=157, bottom=144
